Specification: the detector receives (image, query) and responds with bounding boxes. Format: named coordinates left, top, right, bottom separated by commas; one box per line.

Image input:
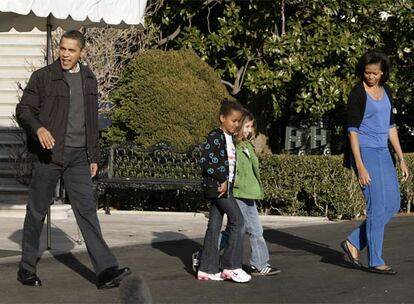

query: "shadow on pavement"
left=263, top=228, right=353, bottom=268
left=0, top=249, right=21, bottom=258
left=52, top=252, right=96, bottom=285
left=9, top=226, right=96, bottom=285
left=151, top=231, right=202, bottom=275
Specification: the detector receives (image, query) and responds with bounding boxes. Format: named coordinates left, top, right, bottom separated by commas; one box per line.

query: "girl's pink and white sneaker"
left=197, top=271, right=224, bottom=281
left=221, top=268, right=251, bottom=283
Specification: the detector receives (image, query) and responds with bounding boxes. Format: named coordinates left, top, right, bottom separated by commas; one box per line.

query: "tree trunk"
left=281, top=0, right=286, bottom=35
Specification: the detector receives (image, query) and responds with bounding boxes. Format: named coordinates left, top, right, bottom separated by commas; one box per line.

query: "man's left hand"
left=90, top=163, right=98, bottom=177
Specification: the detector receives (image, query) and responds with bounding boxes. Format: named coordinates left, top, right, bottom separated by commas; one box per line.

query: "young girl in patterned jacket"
left=197, top=100, right=251, bottom=283
left=193, top=109, right=280, bottom=278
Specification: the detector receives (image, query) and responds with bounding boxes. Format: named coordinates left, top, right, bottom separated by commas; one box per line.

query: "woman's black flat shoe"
left=366, top=267, right=397, bottom=275
left=340, top=240, right=362, bottom=268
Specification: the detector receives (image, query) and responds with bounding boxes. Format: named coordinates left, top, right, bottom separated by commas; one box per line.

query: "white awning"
left=0, top=0, right=147, bottom=31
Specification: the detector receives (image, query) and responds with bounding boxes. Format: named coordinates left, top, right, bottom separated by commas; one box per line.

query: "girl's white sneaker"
left=221, top=268, right=251, bottom=283
left=197, top=271, right=224, bottom=281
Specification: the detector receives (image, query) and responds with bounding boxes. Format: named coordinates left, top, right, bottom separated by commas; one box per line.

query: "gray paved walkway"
left=0, top=212, right=413, bottom=303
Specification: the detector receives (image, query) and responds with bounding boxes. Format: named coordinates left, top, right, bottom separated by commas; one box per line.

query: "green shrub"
left=398, top=154, right=414, bottom=213
left=260, top=153, right=414, bottom=219
left=259, top=154, right=365, bottom=219
left=104, top=49, right=232, bottom=148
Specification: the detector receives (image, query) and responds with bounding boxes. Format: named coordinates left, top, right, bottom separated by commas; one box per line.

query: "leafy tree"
left=149, top=0, right=414, bottom=152
left=381, top=2, right=414, bottom=151
left=151, top=0, right=283, bottom=97
left=83, top=0, right=414, bottom=151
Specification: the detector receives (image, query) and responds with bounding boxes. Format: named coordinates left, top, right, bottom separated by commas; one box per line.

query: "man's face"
left=59, top=37, right=85, bottom=71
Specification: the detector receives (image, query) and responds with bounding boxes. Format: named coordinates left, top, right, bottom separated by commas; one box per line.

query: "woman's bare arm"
left=349, top=131, right=371, bottom=186
left=389, top=127, right=409, bottom=181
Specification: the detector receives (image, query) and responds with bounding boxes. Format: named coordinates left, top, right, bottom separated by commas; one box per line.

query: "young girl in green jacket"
left=193, top=109, right=280, bottom=276
left=232, top=109, right=280, bottom=276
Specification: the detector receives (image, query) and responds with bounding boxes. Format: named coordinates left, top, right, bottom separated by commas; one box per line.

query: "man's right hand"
left=36, top=127, right=55, bottom=150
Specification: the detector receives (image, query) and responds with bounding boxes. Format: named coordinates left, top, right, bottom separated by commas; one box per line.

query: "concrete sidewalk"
left=0, top=208, right=330, bottom=263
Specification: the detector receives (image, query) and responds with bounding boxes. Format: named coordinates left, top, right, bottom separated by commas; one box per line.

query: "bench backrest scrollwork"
left=97, top=142, right=203, bottom=182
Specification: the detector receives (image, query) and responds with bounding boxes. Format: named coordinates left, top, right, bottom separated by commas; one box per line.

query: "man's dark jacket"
left=16, top=60, right=99, bottom=165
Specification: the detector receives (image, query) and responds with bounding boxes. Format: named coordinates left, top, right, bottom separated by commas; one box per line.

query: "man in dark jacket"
left=15, top=30, right=130, bottom=289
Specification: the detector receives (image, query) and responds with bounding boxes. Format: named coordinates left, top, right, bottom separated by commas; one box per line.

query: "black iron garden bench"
left=95, top=142, right=203, bottom=214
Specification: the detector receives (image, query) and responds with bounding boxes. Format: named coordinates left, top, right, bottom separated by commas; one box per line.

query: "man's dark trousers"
left=20, top=146, right=118, bottom=275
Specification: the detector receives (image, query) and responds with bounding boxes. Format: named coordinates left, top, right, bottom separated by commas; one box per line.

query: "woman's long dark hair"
left=356, top=49, right=390, bottom=85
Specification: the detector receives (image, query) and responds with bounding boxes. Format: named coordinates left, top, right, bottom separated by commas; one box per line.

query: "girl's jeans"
left=199, top=193, right=244, bottom=273
left=220, top=199, right=270, bottom=271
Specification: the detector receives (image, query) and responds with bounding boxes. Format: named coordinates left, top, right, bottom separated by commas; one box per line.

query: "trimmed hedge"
left=261, top=153, right=414, bottom=219
left=104, top=49, right=232, bottom=149
left=103, top=153, right=414, bottom=220
left=259, top=154, right=365, bottom=219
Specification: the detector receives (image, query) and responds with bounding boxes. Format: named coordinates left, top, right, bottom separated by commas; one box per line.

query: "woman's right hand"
left=357, top=165, right=371, bottom=187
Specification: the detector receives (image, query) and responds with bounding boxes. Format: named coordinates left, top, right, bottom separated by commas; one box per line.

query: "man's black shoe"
left=17, top=268, right=42, bottom=286
left=97, top=266, right=131, bottom=289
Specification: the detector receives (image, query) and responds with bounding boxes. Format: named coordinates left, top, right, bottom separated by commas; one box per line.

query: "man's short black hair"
left=60, top=30, right=86, bottom=49
left=356, top=49, right=390, bottom=85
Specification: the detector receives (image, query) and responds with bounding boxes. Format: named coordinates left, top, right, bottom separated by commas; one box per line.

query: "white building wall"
left=0, top=29, right=45, bottom=127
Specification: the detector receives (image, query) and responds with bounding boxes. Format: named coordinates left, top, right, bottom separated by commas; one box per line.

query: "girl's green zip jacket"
left=233, top=141, right=264, bottom=200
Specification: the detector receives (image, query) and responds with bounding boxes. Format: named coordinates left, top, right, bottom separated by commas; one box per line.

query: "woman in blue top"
left=342, top=49, right=409, bottom=275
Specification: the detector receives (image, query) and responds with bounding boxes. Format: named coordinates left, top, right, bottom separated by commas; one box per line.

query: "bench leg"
left=46, top=206, right=52, bottom=249
left=105, top=191, right=111, bottom=215
left=94, top=184, right=99, bottom=210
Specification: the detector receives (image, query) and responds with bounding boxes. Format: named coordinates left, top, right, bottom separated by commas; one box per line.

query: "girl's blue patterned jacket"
left=199, top=127, right=230, bottom=199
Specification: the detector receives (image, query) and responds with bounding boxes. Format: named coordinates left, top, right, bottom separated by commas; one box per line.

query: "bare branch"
left=157, top=25, right=181, bottom=46
left=221, top=79, right=235, bottom=88
left=205, top=0, right=219, bottom=34
left=238, top=60, right=251, bottom=91
left=281, top=0, right=286, bottom=35
left=221, top=60, right=251, bottom=95
left=207, top=6, right=212, bottom=34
